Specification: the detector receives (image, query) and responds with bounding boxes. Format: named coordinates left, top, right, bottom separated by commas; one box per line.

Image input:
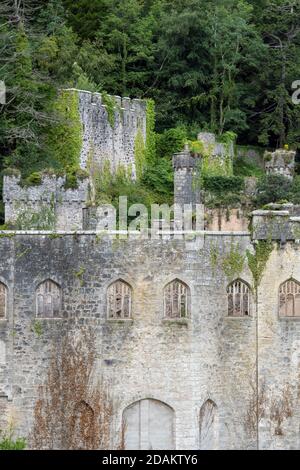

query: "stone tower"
left=172, top=144, right=201, bottom=208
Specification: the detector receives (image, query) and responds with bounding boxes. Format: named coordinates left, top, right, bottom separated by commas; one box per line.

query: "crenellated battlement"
left=3, top=173, right=89, bottom=231
left=75, top=89, right=147, bottom=178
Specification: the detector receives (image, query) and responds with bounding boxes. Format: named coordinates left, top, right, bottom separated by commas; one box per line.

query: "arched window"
left=123, top=399, right=175, bottom=450
left=164, top=279, right=190, bottom=319
left=199, top=399, right=218, bottom=450
left=227, top=279, right=251, bottom=317
left=36, top=279, right=62, bottom=318
left=107, top=280, right=132, bottom=319
left=0, top=282, right=7, bottom=319
left=279, top=279, right=300, bottom=317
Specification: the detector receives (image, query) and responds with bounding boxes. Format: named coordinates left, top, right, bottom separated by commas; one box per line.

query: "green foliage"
left=94, top=159, right=172, bottom=218
left=1, top=0, right=300, bottom=220
left=290, top=176, right=300, bottom=205
left=202, top=175, right=245, bottom=209
left=156, top=127, right=187, bottom=159
left=2, top=168, right=21, bottom=178
left=134, top=128, right=146, bottom=180
left=101, top=91, right=117, bottom=128
left=255, top=175, right=292, bottom=207
left=0, top=431, right=26, bottom=450
left=222, top=242, right=245, bottom=280
left=233, top=157, right=264, bottom=178
left=47, top=89, right=82, bottom=171
left=246, top=240, right=273, bottom=290
left=13, top=200, right=57, bottom=231
left=141, top=158, right=173, bottom=201
left=22, top=172, right=42, bottom=187
left=33, top=320, right=43, bottom=337
left=203, top=176, right=244, bottom=194
left=63, top=168, right=88, bottom=190
left=145, top=99, right=156, bottom=164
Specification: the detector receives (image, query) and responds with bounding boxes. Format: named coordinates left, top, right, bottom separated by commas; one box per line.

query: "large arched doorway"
left=123, top=399, right=175, bottom=450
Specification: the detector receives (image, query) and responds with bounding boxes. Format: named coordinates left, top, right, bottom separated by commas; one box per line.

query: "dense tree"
left=1, top=0, right=300, bottom=177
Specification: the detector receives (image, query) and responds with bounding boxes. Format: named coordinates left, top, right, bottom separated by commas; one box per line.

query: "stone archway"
left=123, top=399, right=175, bottom=450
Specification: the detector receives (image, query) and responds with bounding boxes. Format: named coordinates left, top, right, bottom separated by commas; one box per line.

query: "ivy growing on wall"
left=246, top=240, right=273, bottom=290
left=134, top=128, right=146, bottom=181
left=101, top=92, right=117, bottom=128
left=145, top=99, right=156, bottom=165
left=222, top=241, right=245, bottom=280
left=47, top=89, right=83, bottom=172
left=12, top=197, right=57, bottom=230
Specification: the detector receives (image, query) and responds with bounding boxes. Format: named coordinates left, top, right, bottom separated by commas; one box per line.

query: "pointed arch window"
left=164, top=279, right=190, bottom=319
left=227, top=279, right=251, bottom=317
left=107, top=280, right=132, bottom=319
left=0, top=282, right=7, bottom=319
left=279, top=279, right=300, bottom=317
left=36, top=279, right=62, bottom=318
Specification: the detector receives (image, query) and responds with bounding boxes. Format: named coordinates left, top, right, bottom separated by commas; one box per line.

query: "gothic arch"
left=36, top=279, right=62, bottom=318
left=227, top=279, right=251, bottom=317
left=164, top=278, right=190, bottom=319
left=279, top=278, right=300, bottom=317
left=199, top=399, right=219, bottom=450
left=123, top=399, right=175, bottom=450
left=107, top=279, right=132, bottom=319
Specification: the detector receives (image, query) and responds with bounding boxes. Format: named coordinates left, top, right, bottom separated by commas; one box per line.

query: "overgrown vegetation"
left=0, top=428, right=26, bottom=450
left=222, top=242, right=245, bottom=280
left=246, top=240, right=274, bottom=290
left=11, top=200, right=57, bottom=231
left=1, top=1, right=300, bottom=222
left=31, top=328, right=122, bottom=450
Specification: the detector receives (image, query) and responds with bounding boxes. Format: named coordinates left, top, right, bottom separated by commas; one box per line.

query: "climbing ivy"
left=102, top=91, right=117, bottom=128
left=134, top=128, right=146, bottom=180
left=209, top=241, right=219, bottom=274
left=246, top=240, right=273, bottom=290
left=222, top=241, right=245, bottom=280
left=13, top=196, right=56, bottom=230
left=145, top=99, right=156, bottom=164
left=47, top=89, right=82, bottom=171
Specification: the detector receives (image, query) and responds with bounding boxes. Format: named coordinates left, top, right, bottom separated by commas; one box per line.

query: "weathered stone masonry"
left=0, top=230, right=300, bottom=449
left=76, top=89, right=147, bottom=178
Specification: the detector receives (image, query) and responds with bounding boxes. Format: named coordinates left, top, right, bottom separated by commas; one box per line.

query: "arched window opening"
left=279, top=279, right=300, bottom=317
left=36, top=280, right=62, bottom=318
left=164, top=279, right=190, bottom=319
left=227, top=280, right=251, bottom=317
left=107, top=280, right=132, bottom=319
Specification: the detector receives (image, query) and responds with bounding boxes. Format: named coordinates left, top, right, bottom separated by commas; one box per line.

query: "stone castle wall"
left=0, top=229, right=300, bottom=449
left=3, top=175, right=89, bottom=231
left=76, top=90, right=147, bottom=178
